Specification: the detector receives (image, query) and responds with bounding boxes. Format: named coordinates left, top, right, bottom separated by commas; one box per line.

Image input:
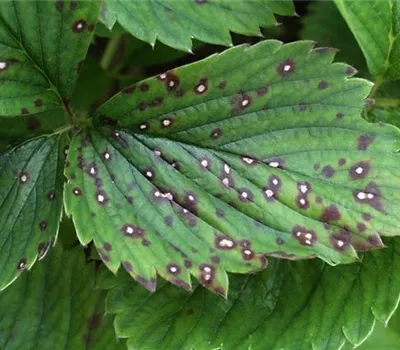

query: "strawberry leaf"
left=335, top=0, right=400, bottom=80
left=0, top=134, right=67, bottom=289
left=102, top=0, right=295, bottom=51
left=0, top=245, right=125, bottom=350
left=65, top=40, right=400, bottom=295
left=0, top=0, right=100, bottom=117
left=104, top=238, right=400, bottom=350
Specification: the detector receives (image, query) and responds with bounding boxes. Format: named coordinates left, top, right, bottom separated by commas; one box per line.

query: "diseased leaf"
left=104, top=238, right=400, bottom=350
left=65, top=40, right=400, bottom=295
left=0, top=0, right=101, bottom=117
left=301, top=1, right=368, bottom=75
left=0, top=134, right=67, bottom=289
left=335, top=0, right=400, bottom=79
left=102, top=0, right=295, bottom=51
left=0, top=245, right=125, bottom=350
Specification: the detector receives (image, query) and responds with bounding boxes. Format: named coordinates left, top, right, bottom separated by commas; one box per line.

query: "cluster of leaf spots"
left=0, top=0, right=101, bottom=117
left=101, top=0, right=295, bottom=51
left=0, top=135, right=67, bottom=290
left=61, top=40, right=400, bottom=295
left=0, top=246, right=125, bottom=350
left=104, top=238, right=400, bottom=350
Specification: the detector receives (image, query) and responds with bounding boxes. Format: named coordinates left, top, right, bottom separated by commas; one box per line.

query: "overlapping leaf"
left=0, top=245, right=125, bottom=350
left=335, top=0, right=400, bottom=79
left=102, top=0, right=295, bottom=51
left=0, top=0, right=101, bottom=117
left=302, top=1, right=367, bottom=75
left=0, top=134, right=66, bottom=289
left=103, top=238, right=400, bottom=350
left=64, top=40, right=400, bottom=295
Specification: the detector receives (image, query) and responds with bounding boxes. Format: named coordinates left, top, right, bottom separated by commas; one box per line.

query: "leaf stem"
left=373, top=98, right=400, bottom=109
left=100, top=31, right=123, bottom=71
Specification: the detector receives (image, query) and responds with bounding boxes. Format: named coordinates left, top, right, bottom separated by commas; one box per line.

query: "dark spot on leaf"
left=186, top=308, right=194, bottom=315
left=257, top=86, right=268, bottom=96
left=104, top=242, right=112, bottom=251
left=167, top=263, right=181, bottom=275
left=316, top=196, right=323, bottom=204
left=320, top=204, right=341, bottom=222
left=264, top=157, right=285, bottom=169
left=38, top=241, right=52, bottom=260
left=199, top=264, right=215, bottom=285
left=232, top=92, right=251, bottom=112
left=70, top=0, right=78, bottom=10
left=194, top=78, right=208, bottom=95
left=336, top=112, right=344, bottom=119
left=55, top=0, right=63, bottom=12
left=314, top=162, right=320, bottom=170
left=353, top=182, right=383, bottom=212
left=47, top=191, right=55, bottom=201
left=330, top=229, right=350, bottom=251
left=346, top=66, right=358, bottom=76
left=276, top=237, right=285, bottom=245
left=21, top=108, right=29, bottom=115
left=322, top=165, right=335, bottom=178
left=357, top=223, right=367, bottom=232
left=99, top=115, right=117, bottom=126
left=292, top=225, right=317, bottom=246
left=72, top=19, right=86, bottom=33
left=277, top=58, right=295, bottom=76
left=120, top=224, right=145, bottom=238
left=318, top=81, right=329, bottom=89
left=357, top=134, right=375, bottom=151
left=17, top=258, right=27, bottom=271
left=184, top=260, right=192, bottom=268
left=349, top=161, right=370, bottom=180
left=298, top=103, right=307, bottom=111
left=238, top=188, right=254, bottom=202
left=215, top=235, right=236, bottom=250
left=218, top=81, right=227, bottom=89
left=362, top=213, right=372, bottom=221
left=122, top=261, right=132, bottom=272
left=338, top=158, right=346, bottom=166
left=39, top=220, right=47, bottom=231
left=34, top=99, right=43, bottom=107
left=210, top=128, right=222, bottom=139
left=19, top=171, right=30, bottom=184
left=241, top=248, right=255, bottom=260
left=87, top=24, right=95, bottom=32
left=95, top=190, right=109, bottom=205
left=136, top=276, right=157, bottom=292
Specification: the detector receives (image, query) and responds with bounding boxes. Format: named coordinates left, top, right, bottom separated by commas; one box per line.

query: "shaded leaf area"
left=301, top=1, right=368, bottom=76
left=369, top=107, right=400, bottom=128
left=0, top=108, right=68, bottom=154
left=335, top=0, right=400, bottom=80
left=0, top=0, right=100, bottom=117
left=102, top=0, right=295, bottom=51
left=103, top=238, right=400, bottom=350
left=65, top=40, right=400, bottom=295
left=358, top=298, right=400, bottom=350
left=0, top=246, right=125, bottom=350
left=0, top=134, right=67, bottom=290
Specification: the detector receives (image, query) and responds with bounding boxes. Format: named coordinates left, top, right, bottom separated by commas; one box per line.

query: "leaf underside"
left=335, top=0, right=400, bottom=80
left=103, top=0, right=295, bottom=51
left=104, top=238, right=400, bottom=350
left=0, top=246, right=125, bottom=350
left=64, top=40, right=400, bottom=295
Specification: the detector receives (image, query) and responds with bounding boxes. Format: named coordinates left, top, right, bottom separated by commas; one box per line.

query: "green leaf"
left=102, top=0, right=295, bottom=51
left=0, top=245, right=125, bottom=350
left=335, top=0, right=400, bottom=80
left=0, top=134, right=67, bottom=289
left=0, top=0, right=101, bottom=117
left=301, top=1, right=368, bottom=75
left=369, top=107, right=400, bottom=128
left=358, top=301, right=400, bottom=350
left=104, top=238, right=400, bottom=350
left=65, top=40, right=400, bottom=295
